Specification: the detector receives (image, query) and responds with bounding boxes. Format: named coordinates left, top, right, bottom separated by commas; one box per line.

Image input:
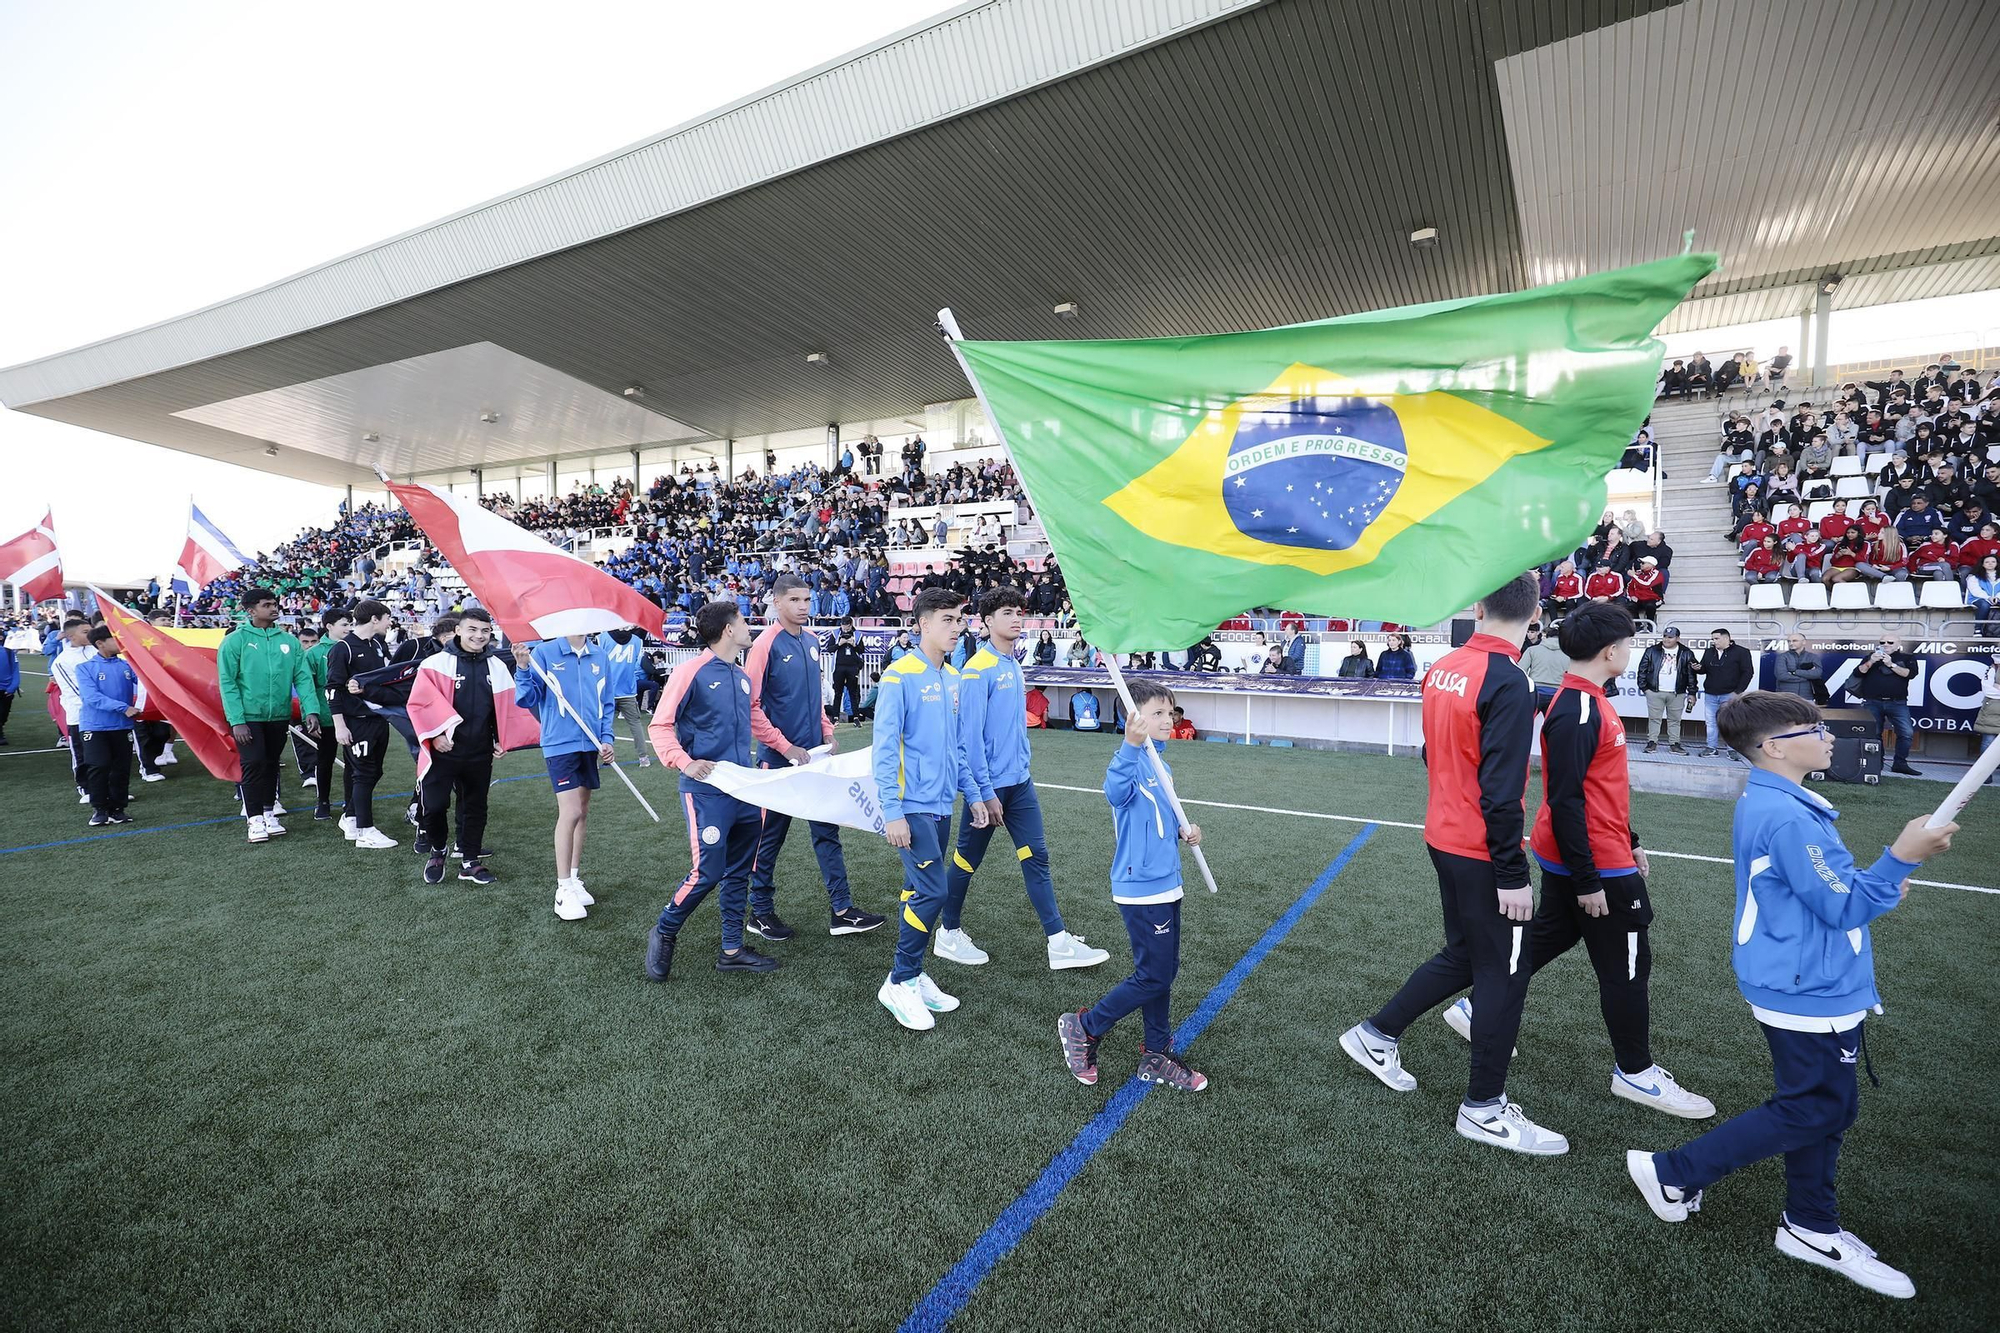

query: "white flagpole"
left=1926, top=742, right=1998, bottom=829
left=289, top=724, right=345, bottom=769
left=937, top=308, right=1219, bottom=894
left=528, top=657, right=660, bottom=823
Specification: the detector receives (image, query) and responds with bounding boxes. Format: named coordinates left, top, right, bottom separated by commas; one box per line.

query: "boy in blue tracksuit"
left=76, top=626, right=142, bottom=825
left=1627, top=691, right=1956, bottom=1300
left=873, top=588, right=990, bottom=1031
left=1057, top=679, right=1208, bottom=1092
left=643, top=601, right=779, bottom=980
left=936, top=587, right=1109, bottom=972
left=595, top=627, right=655, bottom=767
left=513, top=633, right=617, bottom=922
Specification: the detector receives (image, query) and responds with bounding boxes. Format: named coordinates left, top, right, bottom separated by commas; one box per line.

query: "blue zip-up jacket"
left=1730, top=768, right=1918, bottom=1016
left=958, top=647, right=1031, bottom=801
left=649, top=649, right=754, bottom=794
left=0, top=643, right=18, bottom=694
left=1106, top=739, right=1182, bottom=904
left=514, top=638, right=616, bottom=757
left=872, top=651, right=979, bottom=821
left=746, top=623, right=831, bottom=756
left=77, top=653, right=140, bottom=732
left=596, top=632, right=644, bottom=698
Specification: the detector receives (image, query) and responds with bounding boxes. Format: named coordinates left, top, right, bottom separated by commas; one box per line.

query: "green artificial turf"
left=1, top=724, right=1995, bottom=1332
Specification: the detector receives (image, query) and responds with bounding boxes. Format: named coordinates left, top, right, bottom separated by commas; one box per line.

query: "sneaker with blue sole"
left=1612, top=1064, right=1716, bottom=1119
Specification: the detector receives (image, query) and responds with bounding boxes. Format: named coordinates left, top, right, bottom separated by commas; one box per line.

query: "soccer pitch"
left=3, top=729, right=1995, bottom=1332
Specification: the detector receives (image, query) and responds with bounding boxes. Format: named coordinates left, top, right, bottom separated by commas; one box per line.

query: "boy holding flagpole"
left=512, top=631, right=618, bottom=921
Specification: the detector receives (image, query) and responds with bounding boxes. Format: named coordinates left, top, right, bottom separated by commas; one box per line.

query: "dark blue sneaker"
left=422, top=854, right=447, bottom=885
left=458, top=862, right=495, bottom=885
left=716, top=945, right=780, bottom=973
left=830, top=906, right=886, bottom=936
left=643, top=930, right=676, bottom=983
left=746, top=912, right=794, bottom=942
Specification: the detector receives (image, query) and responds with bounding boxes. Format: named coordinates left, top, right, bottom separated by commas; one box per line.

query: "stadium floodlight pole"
left=937, top=307, right=1219, bottom=894
left=1927, top=741, right=1999, bottom=829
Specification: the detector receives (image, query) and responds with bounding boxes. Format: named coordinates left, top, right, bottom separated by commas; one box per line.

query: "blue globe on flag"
left=1221, top=395, right=1409, bottom=552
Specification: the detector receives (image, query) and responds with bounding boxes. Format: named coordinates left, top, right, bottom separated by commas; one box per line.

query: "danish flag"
left=0, top=508, right=63, bottom=604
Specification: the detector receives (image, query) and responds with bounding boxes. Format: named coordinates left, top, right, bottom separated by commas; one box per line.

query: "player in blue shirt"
left=874, top=588, right=989, bottom=1031
left=513, top=633, right=617, bottom=922
left=935, top=586, right=1109, bottom=971
left=76, top=626, right=142, bottom=825
left=1626, top=691, right=1957, bottom=1299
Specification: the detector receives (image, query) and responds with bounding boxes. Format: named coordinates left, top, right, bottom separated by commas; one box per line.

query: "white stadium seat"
left=1919, top=579, right=1967, bottom=608
left=1789, top=582, right=1830, bottom=611
left=1835, top=476, right=1872, bottom=499
left=1874, top=582, right=1917, bottom=610
left=1746, top=584, right=1786, bottom=610
left=1807, top=501, right=1834, bottom=524
left=1831, top=456, right=1863, bottom=476
left=1830, top=582, right=1872, bottom=610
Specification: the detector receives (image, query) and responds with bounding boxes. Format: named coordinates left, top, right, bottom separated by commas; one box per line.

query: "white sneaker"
left=878, top=974, right=936, bottom=1030
left=352, top=827, right=398, bottom=849
left=158, top=746, right=178, bottom=765
left=553, top=884, right=588, bottom=921
left=339, top=815, right=358, bottom=842
left=1456, top=1099, right=1569, bottom=1155
left=932, top=927, right=989, bottom=966
left=1612, top=1064, right=1716, bottom=1119
left=79, top=791, right=92, bottom=805
left=263, top=814, right=288, bottom=837
left=268, top=799, right=288, bottom=816
left=303, top=775, right=318, bottom=789
left=1046, top=930, right=1110, bottom=970
left=1626, top=1149, right=1700, bottom=1222
left=1441, top=997, right=1517, bottom=1055
left=638, top=756, right=653, bottom=768
left=247, top=815, right=270, bottom=844
left=142, top=771, right=166, bottom=783
left=1339, top=1023, right=1417, bottom=1092
left=914, top=971, right=960, bottom=1013
left=564, top=876, right=595, bottom=907
left=1774, top=1217, right=1914, bottom=1299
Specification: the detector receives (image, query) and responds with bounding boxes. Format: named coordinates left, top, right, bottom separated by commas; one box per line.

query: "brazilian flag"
left=952, top=254, right=1716, bottom=651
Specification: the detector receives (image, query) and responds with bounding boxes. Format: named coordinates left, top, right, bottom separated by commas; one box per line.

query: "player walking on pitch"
left=1338, top=571, right=1570, bottom=1154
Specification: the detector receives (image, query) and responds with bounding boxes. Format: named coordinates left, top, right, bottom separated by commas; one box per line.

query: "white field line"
left=1036, top=783, right=1996, bottom=896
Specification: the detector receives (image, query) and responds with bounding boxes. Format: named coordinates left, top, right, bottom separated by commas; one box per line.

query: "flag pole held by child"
left=938, top=308, right=1218, bottom=894
left=1926, top=741, right=1999, bottom=829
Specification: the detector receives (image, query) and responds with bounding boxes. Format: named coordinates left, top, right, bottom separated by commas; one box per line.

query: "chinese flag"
left=98, top=593, right=242, bottom=783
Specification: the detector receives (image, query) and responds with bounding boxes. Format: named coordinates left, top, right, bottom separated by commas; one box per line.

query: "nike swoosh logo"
left=1784, top=1225, right=1844, bottom=1261
left=1360, top=1044, right=1386, bottom=1068
left=1618, top=1074, right=1663, bottom=1097
left=1460, top=1111, right=1511, bottom=1138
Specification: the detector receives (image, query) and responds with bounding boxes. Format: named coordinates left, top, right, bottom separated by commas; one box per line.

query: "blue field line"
left=899, top=822, right=1380, bottom=1333
left=0, top=769, right=570, bottom=856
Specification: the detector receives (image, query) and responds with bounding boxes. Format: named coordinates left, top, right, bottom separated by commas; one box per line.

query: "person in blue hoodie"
left=873, top=587, right=989, bottom=1032
left=935, top=587, right=1109, bottom=972
left=0, top=628, right=18, bottom=745
left=1057, top=679, right=1207, bottom=1092
left=513, top=631, right=618, bottom=923
left=1625, top=691, right=1957, bottom=1300
left=595, top=626, right=655, bottom=768
left=76, top=625, right=142, bottom=825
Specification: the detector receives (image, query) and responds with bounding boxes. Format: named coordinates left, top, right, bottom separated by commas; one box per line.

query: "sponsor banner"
left=1806, top=638, right=1999, bottom=733
left=1020, top=665, right=1426, bottom=703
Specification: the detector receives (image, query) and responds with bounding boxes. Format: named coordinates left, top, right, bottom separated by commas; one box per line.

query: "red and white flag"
left=171, top=503, right=253, bottom=594
left=384, top=479, right=664, bottom=643
left=0, top=508, right=63, bottom=604
left=405, top=648, right=542, bottom=784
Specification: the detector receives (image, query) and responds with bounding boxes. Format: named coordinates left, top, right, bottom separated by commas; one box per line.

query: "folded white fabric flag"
left=700, top=746, right=887, bottom=836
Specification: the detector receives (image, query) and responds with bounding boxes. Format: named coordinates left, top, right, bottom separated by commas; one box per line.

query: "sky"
left=4, top=0, right=1997, bottom=586
left=0, top=0, right=948, bottom=583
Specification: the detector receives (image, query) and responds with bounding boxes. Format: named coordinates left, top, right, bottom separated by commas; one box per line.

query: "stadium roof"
left=3, top=0, right=1997, bottom=489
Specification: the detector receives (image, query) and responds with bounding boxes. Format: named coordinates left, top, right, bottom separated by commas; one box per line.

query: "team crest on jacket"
left=740, top=678, right=750, bottom=694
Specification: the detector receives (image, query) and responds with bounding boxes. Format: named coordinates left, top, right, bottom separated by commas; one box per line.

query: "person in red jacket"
left=1817, top=499, right=1856, bottom=544
left=1783, top=535, right=1830, bottom=582
left=1856, top=498, right=1889, bottom=538
left=1339, top=572, right=1571, bottom=1156
left=1626, top=557, right=1667, bottom=615
left=1733, top=510, right=1775, bottom=558
left=1859, top=531, right=1910, bottom=583
left=1741, top=536, right=1784, bottom=585
left=1910, top=530, right=1959, bottom=582
left=1955, top=522, right=2000, bottom=572
left=1547, top=560, right=1583, bottom=618
left=1776, top=508, right=1813, bottom=550
left=1585, top=562, right=1626, bottom=608
left=1822, top=531, right=1868, bottom=586
left=1448, top=602, right=1714, bottom=1119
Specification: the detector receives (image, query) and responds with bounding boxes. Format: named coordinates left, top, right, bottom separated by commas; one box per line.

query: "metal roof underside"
left=3, top=0, right=1995, bottom=489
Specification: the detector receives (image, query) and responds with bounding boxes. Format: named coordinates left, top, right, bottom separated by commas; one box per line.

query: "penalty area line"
left=1036, top=784, right=1997, bottom=896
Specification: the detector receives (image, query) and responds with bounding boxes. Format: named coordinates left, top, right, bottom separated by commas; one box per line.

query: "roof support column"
left=546, top=459, right=557, bottom=495
left=725, top=438, right=734, bottom=476
left=826, top=422, right=839, bottom=471
left=1798, top=311, right=1812, bottom=388
left=1811, top=289, right=1832, bottom=391
left=631, top=448, right=641, bottom=487
left=473, top=467, right=483, bottom=499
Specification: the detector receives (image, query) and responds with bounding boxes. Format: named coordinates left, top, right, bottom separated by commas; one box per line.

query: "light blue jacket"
left=595, top=632, right=644, bottom=699
left=871, top=652, right=979, bottom=821
left=77, top=653, right=140, bottom=732
left=1730, top=768, right=1917, bottom=1016
left=957, top=647, right=1031, bottom=801
left=1105, top=739, right=1181, bottom=904
left=514, top=638, right=617, bottom=757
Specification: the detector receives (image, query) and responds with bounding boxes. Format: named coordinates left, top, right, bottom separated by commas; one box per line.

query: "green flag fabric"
left=953, top=254, right=1716, bottom=651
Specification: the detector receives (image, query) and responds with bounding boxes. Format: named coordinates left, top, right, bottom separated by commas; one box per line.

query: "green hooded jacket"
left=217, top=624, right=314, bottom=725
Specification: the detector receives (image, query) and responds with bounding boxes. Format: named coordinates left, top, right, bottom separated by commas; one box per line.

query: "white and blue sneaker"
left=1339, top=1023, right=1416, bottom=1092
left=1440, top=997, right=1516, bottom=1056
left=1612, top=1064, right=1716, bottom=1119
left=1455, top=1098, right=1568, bottom=1156
left=1774, top=1215, right=1915, bottom=1299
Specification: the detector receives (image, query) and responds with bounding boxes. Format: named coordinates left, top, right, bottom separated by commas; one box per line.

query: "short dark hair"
left=1127, top=678, right=1175, bottom=710
left=1719, top=690, right=1820, bottom=757
left=433, top=614, right=462, bottom=638
left=456, top=608, right=492, bottom=626
left=351, top=600, right=390, bottom=622
left=240, top=587, right=278, bottom=608
left=1476, top=571, right=1541, bottom=624
left=88, top=625, right=114, bottom=645
left=63, top=616, right=87, bottom=629
left=1711, top=627, right=1731, bottom=638
left=980, top=585, right=1028, bottom=617
left=696, top=600, right=742, bottom=647
left=1557, top=601, right=1634, bottom=660
left=771, top=573, right=809, bottom=597
left=913, top=588, right=964, bottom=621
left=321, top=608, right=353, bottom=629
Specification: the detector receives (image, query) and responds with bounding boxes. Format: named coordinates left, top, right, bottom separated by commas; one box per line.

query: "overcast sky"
left=0, top=0, right=946, bottom=583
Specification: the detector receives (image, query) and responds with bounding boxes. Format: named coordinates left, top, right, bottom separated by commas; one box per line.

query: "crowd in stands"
left=1540, top=510, right=1676, bottom=624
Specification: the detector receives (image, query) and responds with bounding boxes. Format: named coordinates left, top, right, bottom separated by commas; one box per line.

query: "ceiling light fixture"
left=480, top=410, right=500, bottom=423
left=806, top=351, right=829, bottom=365
left=361, top=431, right=380, bottom=443
left=263, top=443, right=280, bottom=457
left=623, top=385, right=645, bottom=398
left=1052, top=300, right=1079, bottom=319
left=1409, top=226, right=1439, bottom=247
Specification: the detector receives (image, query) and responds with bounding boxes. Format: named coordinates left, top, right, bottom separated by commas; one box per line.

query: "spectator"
left=1769, top=632, right=1822, bottom=700
left=1966, top=554, right=2000, bottom=637
left=1858, top=530, right=1909, bottom=584
left=1584, top=561, right=1626, bottom=608
left=1336, top=642, right=1375, bottom=679
left=1259, top=644, right=1285, bottom=675
left=1763, top=345, right=1791, bottom=388
left=1822, top=531, right=1869, bottom=586
left=1958, top=523, right=2000, bottom=573
left=1975, top=659, right=1999, bottom=780
left=1023, top=682, right=1047, bottom=729
left=1168, top=706, right=1197, bottom=741
left=1067, top=638, right=1095, bottom=669
left=1068, top=687, right=1102, bottom=731
left=1855, top=498, right=1888, bottom=538
left=1731, top=508, right=1775, bottom=558
left=1850, top=635, right=1921, bottom=776
left=1783, top=532, right=1830, bottom=583
left=1032, top=629, right=1057, bottom=666
left=1280, top=630, right=1309, bottom=676
left=1684, top=351, right=1713, bottom=396
left=1375, top=633, right=1417, bottom=681
left=1636, top=530, right=1674, bottom=568
left=1626, top=557, right=1667, bottom=615
left=1694, top=628, right=1753, bottom=759
left=1547, top=559, right=1583, bottom=618
left=1660, top=359, right=1689, bottom=399
left=1817, top=499, right=1856, bottom=544
left=1909, top=529, right=1959, bottom=582
left=1714, top=352, right=1743, bottom=395
left=1519, top=621, right=1569, bottom=711
left=1636, top=627, right=1697, bottom=753
left=1741, top=535, right=1784, bottom=586
left=1187, top=636, right=1222, bottom=672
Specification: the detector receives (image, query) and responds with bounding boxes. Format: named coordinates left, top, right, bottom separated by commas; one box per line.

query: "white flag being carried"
left=700, top=746, right=886, bottom=835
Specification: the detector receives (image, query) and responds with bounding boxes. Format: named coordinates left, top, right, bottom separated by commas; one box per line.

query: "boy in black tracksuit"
left=413, top=613, right=501, bottom=885
left=327, top=600, right=395, bottom=845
